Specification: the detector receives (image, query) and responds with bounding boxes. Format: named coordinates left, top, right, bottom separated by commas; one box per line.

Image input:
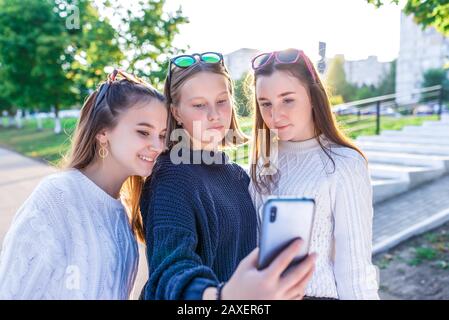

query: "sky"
left=163, top=0, right=406, bottom=62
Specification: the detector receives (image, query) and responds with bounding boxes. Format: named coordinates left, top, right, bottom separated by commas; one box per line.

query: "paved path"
left=0, top=148, right=56, bottom=242
left=373, top=173, right=449, bottom=254
left=2, top=146, right=449, bottom=299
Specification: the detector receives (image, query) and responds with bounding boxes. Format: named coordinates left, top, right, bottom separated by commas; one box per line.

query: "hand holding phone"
left=258, top=197, right=315, bottom=271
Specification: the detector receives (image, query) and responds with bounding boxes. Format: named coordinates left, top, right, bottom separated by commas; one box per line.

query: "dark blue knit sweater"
left=140, top=149, right=257, bottom=300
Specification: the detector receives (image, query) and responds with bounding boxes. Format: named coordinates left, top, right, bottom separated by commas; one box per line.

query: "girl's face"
left=255, top=70, right=315, bottom=141
left=100, top=100, right=167, bottom=178
left=172, top=72, right=233, bottom=150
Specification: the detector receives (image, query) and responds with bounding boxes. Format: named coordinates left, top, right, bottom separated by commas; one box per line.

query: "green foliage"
left=368, top=0, right=449, bottom=36
left=421, top=68, right=449, bottom=102
left=408, top=246, right=439, bottom=266
left=107, top=0, right=189, bottom=86
left=233, top=73, right=252, bottom=117
left=325, top=55, right=353, bottom=101
left=0, top=0, right=72, bottom=112
left=326, top=57, right=396, bottom=103
left=353, top=84, right=378, bottom=101
left=62, top=0, right=125, bottom=100
left=377, top=59, right=396, bottom=96
left=0, top=92, right=13, bottom=115
left=422, top=68, right=447, bottom=87
left=0, top=0, right=188, bottom=114
left=329, top=95, right=344, bottom=106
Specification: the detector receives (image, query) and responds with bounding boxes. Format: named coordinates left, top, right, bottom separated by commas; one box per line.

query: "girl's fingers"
left=284, top=259, right=316, bottom=299
left=280, top=253, right=317, bottom=293
left=266, top=239, right=303, bottom=279
left=239, top=247, right=260, bottom=269
left=292, top=293, right=305, bottom=300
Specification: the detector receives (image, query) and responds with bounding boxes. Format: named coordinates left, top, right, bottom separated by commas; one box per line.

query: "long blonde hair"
left=63, top=72, right=165, bottom=242
left=250, top=50, right=366, bottom=194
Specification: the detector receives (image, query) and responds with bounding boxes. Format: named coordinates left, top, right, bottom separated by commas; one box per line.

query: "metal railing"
left=333, top=85, right=445, bottom=136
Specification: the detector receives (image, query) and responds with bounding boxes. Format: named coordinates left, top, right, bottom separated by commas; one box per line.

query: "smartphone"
left=258, top=197, right=315, bottom=271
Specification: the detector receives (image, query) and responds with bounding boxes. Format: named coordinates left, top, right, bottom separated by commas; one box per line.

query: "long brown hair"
left=250, top=50, right=366, bottom=194
left=164, top=60, right=248, bottom=150
left=63, top=71, right=165, bottom=242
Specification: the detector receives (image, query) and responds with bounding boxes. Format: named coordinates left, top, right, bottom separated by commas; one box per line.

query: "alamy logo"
left=65, top=1, right=80, bottom=30
left=168, top=122, right=279, bottom=175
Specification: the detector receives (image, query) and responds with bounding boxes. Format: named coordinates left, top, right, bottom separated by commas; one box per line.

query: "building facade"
left=344, top=55, right=391, bottom=87
left=224, top=48, right=261, bottom=80
left=396, top=12, right=449, bottom=105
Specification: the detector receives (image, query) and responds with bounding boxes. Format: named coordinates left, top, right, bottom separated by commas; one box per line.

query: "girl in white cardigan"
left=248, top=49, right=379, bottom=300
left=0, top=70, right=167, bottom=299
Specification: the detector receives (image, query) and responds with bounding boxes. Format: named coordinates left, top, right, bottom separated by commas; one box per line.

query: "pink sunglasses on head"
left=251, top=49, right=317, bottom=83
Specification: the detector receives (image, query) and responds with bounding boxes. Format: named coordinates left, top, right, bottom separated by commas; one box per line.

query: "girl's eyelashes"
left=137, top=130, right=150, bottom=137
left=192, top=103, right=206, bottom=108
left=217, top=99, right=228, bottom=105
left=138, top=129, right=166, bottom=142
left=260, top=101, right=272, bottom=108
left=258, top=99, right=293, bottom=108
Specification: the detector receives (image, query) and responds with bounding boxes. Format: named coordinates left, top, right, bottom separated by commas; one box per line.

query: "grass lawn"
left=0, top=114, right=440, bottom=166
left=0, top=118, right=77, bottom=166
left=339, top=114, right=439, bottom=138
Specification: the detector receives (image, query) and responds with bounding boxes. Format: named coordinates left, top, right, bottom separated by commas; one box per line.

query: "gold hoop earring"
left=98, top=141, right=109, bottom=159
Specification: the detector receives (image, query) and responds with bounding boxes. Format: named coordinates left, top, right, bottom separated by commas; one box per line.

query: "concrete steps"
left=371, top=178, right=409, bottom=203
left=357, top=141, right=449, bottom=156
left=402, top=125, right=449, bottom=135
left=358, top=135, right=449, bottom=145
left=365, top=151, right=449, bottom=171
left=355, top=116, right=449, bottom=203
left=369, top=163, right=445, bottom=188
left=381, top=129, right=449, bottom=139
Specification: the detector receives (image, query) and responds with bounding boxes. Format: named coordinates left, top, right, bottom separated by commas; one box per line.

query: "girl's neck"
left=290, top=134, right=316, bottom=142
left=81, top=157, right=128, bottom=199
left=290, top=124, right=315, bottom=142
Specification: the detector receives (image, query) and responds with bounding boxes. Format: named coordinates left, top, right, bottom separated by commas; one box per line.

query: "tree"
left=376, top=59, right=396, bottom=96
left=0, top=61, right=13, bottom=123
left=421, top=68, right=449, bottom=102
left=105, top=0, right=189, bottom=87
left=326, top=56, right=397, bottom=103
left=234, top=73, right=252, bottom=117
left=368, top=0, right=449, bottom=36
left=0, top=0, right=123, bottom=132
left=325, top=55, right=356, bottom=102
left=58, top=0, right=125, bottom=101
left=0, top=0, right=73, bottom=132
left=0, top=1, right=59, bottom=108
left=353, top=84, right=378, bottom=101
left=0, top=92, right=13, bottom=127
left=0, top=0, right=188, bottom=134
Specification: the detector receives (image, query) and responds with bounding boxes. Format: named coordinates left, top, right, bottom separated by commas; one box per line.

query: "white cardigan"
left=249, top=136, right=380, bottom=300
left=0, top=169, right=138, bottom=299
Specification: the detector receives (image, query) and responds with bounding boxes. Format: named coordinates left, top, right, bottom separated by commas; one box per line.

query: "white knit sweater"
left=249, top=136, right=379, bottom=300
left=0, top=169, right=138, bottom=299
